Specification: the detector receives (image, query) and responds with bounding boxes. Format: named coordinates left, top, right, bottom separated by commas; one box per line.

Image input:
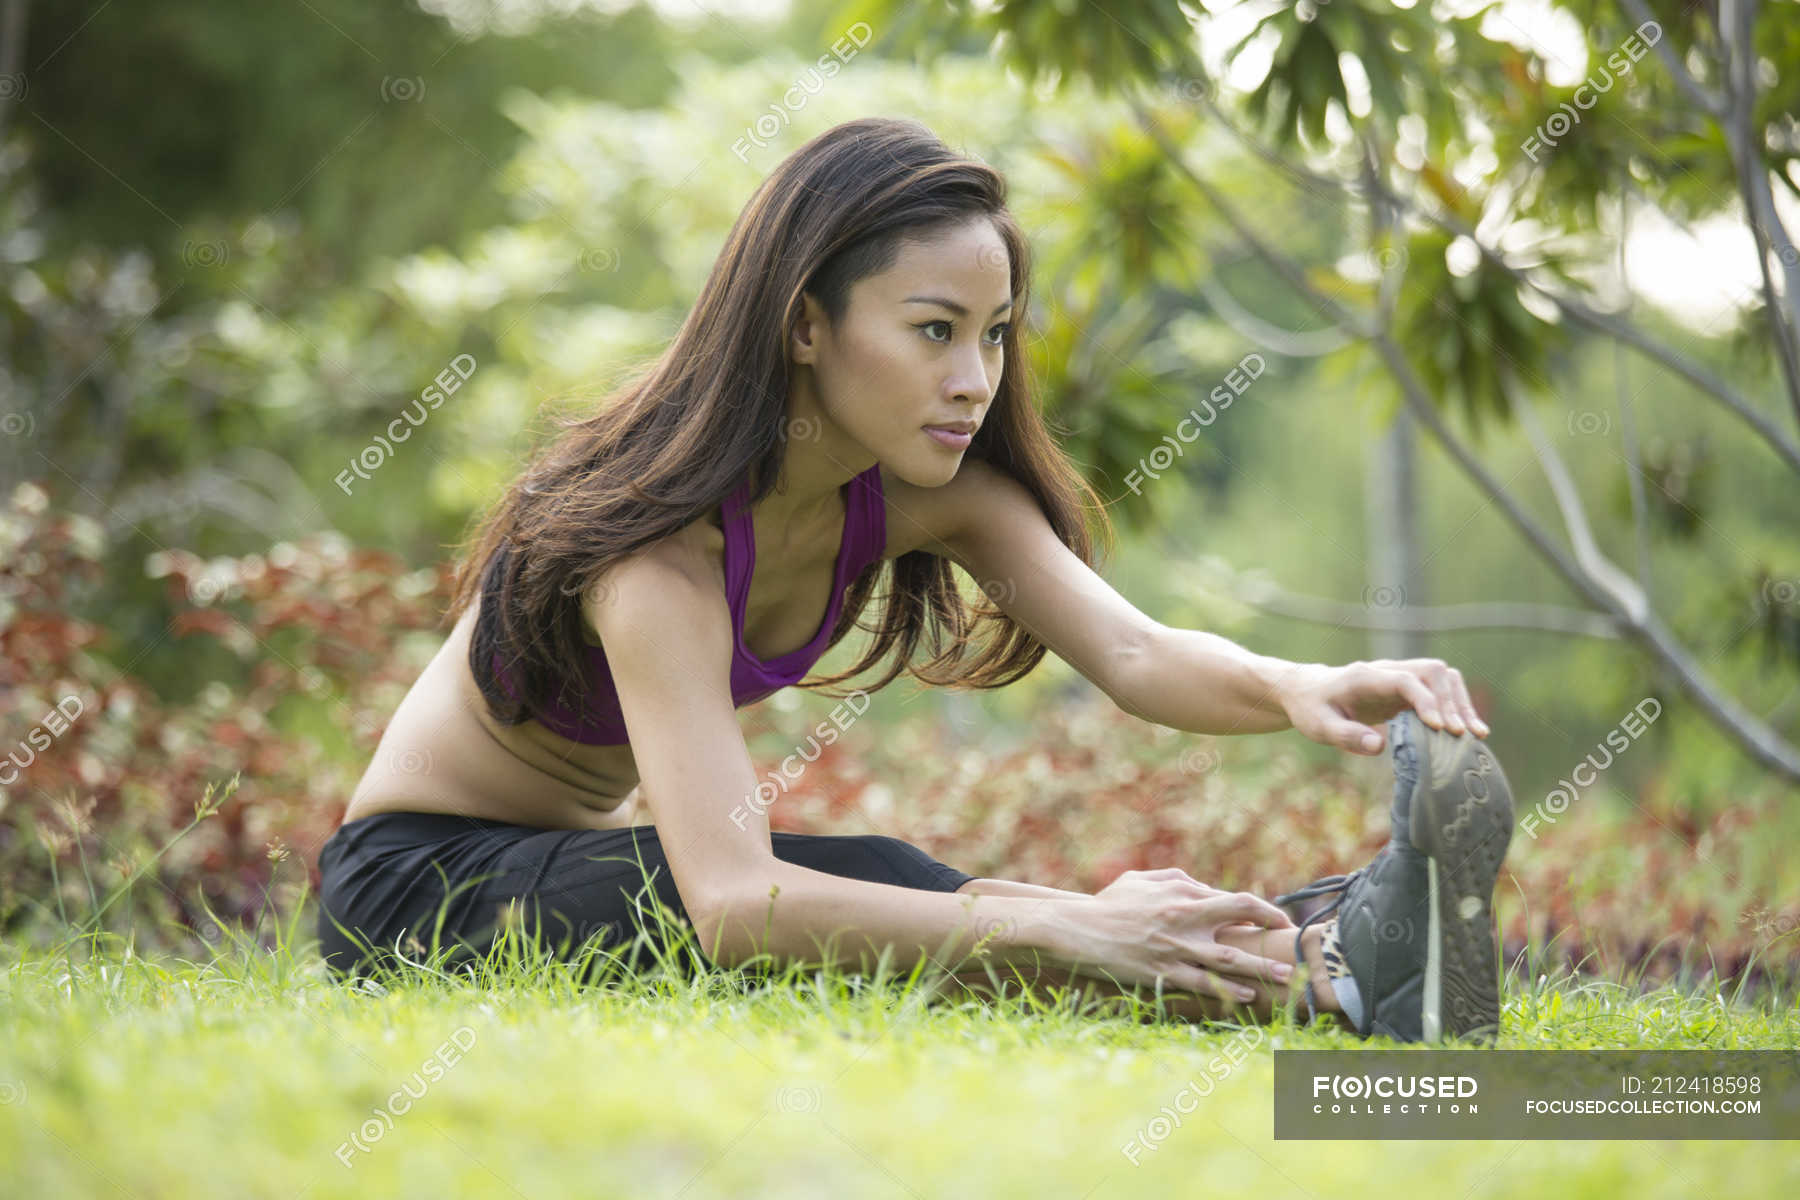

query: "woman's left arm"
left=1118, top=638, right=1491, bottom=756
left=933, top=460, right=1489, bottom=757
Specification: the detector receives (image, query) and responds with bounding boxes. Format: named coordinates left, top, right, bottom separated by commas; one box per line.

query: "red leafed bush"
left=1, top=480, right=451, bottom=952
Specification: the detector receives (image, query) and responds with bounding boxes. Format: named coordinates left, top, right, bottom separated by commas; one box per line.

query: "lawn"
left=4, top=912, right=1797, bottom=1200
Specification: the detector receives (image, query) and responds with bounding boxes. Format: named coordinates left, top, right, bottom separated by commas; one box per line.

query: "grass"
left=4, top=886, right=1798, bottom=1200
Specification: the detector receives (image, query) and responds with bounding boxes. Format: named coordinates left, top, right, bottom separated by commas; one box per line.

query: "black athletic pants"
left=315, top=812, right=978, bottom=983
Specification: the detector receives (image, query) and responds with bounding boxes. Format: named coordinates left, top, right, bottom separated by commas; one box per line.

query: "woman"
left=316, top=117, right=1515, bottom=1044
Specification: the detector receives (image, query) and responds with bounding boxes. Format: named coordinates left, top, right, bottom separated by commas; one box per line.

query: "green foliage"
left=1228, top=0, right=1502, bottom=156
left=1384, top=228, right=1571, bottom=442
left=20, top=0, right=691, bottom=276
left=837, top=0, right=1207, bottom=95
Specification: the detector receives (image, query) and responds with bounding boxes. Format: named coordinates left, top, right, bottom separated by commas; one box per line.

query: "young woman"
left=316, top=117, right=1515, bottom=1043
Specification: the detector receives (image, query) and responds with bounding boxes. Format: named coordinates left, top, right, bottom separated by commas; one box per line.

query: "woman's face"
left=791, top=217, right=1012, bottom=486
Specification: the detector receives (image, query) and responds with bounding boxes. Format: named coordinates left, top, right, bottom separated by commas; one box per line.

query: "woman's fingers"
left=1138, top=867, right=1222, bottom=892
left=1201, top=891, right=1295, bottom=930
left=1446, top=669, right=1489, bottom=737
left=1185, top=938, right=1290, bottom=991
left=1427, top=676, right=1465, bottom=735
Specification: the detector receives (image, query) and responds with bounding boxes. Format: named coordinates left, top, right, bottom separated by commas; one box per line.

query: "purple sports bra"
left=489, top=463, right=887, bottom=745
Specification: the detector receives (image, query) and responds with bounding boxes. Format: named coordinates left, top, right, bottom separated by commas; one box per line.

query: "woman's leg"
left=316, top=816, right=985, bottom=982
left=314, top=813, right=670, bottom=981
left=317, top=815, right=1336, bottom=1023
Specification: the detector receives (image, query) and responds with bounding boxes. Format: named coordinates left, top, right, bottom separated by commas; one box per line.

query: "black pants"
left=315, top=812, right=978, bottom=982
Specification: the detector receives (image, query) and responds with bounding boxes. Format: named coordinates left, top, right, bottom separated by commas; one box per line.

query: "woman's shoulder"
left=577, top=504, right=730, bottom=642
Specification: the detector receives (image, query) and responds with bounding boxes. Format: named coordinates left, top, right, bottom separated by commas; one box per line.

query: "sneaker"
left=1273, top=709, right=1514, bottom=1044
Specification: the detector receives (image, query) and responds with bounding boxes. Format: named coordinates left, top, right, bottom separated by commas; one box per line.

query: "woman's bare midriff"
left=340, top=596, right=648, bottom=832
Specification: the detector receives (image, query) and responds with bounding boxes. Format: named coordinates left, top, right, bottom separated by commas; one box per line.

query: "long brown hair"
left=448, top=115, right=1116, bottom=729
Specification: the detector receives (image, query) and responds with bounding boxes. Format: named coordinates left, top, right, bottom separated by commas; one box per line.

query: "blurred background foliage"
left=2, top=0, right=1796, bottom=970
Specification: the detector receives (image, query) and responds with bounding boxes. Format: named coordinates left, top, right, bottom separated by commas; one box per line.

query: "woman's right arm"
left=593, top=546, right=1290, bottom=1000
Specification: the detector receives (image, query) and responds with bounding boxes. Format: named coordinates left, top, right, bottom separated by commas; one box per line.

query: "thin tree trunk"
left=1365, top=406, right=1423, bottom=661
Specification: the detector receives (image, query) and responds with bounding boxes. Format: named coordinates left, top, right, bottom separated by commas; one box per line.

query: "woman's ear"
left=789, top=292, right=828, bottom=366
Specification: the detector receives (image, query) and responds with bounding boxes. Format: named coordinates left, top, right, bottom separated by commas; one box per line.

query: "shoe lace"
left=1272, top=866, right=1365, bottom=930
left=1272, top=850, right=1386, bottom=1029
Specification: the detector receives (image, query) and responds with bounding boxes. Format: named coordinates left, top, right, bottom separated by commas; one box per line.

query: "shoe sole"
left=1406, top=719, right=1513, bottom=1045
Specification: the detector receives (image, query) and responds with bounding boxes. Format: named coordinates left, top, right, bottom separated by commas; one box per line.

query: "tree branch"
left=1209, top=575, right=1626, bottom=638
left=1719, top=0, right=1800, bottom=428
left=1513, top=388, right=1650, bottom=623
left=1383, top=334, right=1800, bottom=780
left=1130, top=100, right=1376, bottom=340
left=1193, top=270, right=1351, bottom=356
left=1133, top=101, right=1800, bottom=780
left=1619, top=0, right=1727, bottom=118
left=1162, top=86, right=1800, bottom=475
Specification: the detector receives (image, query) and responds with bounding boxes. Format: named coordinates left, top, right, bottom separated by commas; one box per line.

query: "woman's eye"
left=919, top=320, right=1009, bottom=345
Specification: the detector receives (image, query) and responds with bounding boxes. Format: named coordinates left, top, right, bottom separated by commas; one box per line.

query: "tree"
left=848, top=0, right=1800, bottom=782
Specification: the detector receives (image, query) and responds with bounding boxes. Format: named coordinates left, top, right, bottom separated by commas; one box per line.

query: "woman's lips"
left=925, top=425, right=973, bottom=449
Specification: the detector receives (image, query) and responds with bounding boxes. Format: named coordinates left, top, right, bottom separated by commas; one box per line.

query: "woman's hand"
left=1277, top=658, right=1490, bottom=756
left=1066, top=868, right=1296, bottom=1003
